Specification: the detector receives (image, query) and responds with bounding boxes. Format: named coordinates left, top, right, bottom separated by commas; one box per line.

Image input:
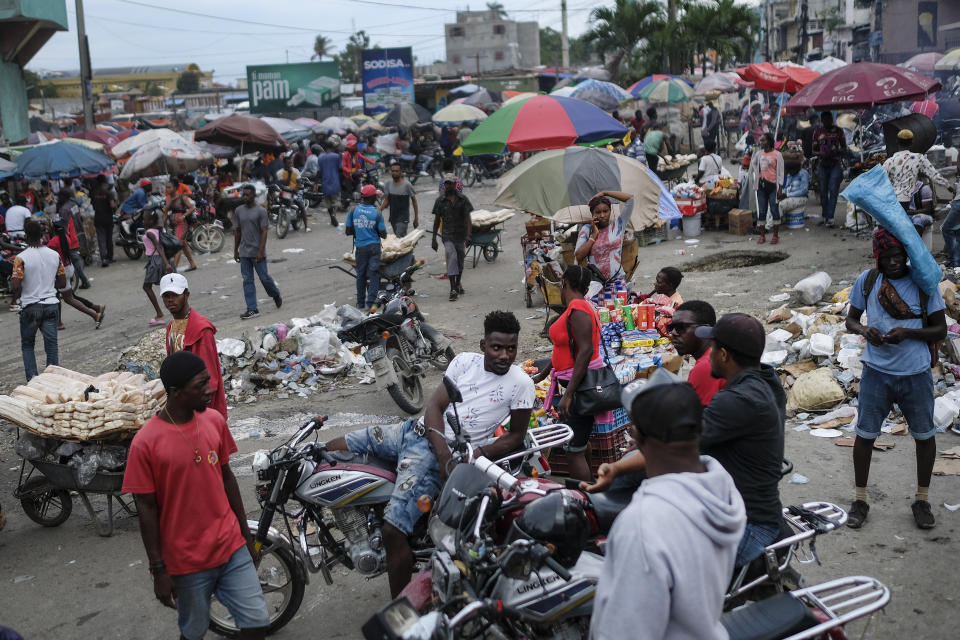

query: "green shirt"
left=644, top=129, right=665, bottom=155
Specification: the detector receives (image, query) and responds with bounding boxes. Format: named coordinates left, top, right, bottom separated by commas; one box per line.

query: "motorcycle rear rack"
left=493, top=423, right=574, bottom=465
left=727, top=502, right=848, bottom=602
left=781, top=576, right=890, bottom=640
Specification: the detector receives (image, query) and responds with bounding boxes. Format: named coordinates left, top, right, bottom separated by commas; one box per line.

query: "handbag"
left=566, top=310, right=621, bottom=416
left=158, top=230, right=183, bottom=259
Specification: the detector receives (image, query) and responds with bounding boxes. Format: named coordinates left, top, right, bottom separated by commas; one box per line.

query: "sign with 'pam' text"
left=246, top=62, right=340, bottom=113
left=361, top=47, right=414, bottom=116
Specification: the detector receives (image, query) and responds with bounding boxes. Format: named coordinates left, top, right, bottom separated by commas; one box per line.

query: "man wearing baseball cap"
left=592, top=369, right=745, bottom=640
left=431, top=173, right=473, bottom=301
left=160, top=273, right=227, bottom=418
left=694, top=313, right=786, bottom=569
left=346, top=184, right=387, bottom=309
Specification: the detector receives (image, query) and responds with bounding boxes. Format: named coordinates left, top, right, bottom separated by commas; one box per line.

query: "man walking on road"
left=90, top=176, right=116, bottom=267
left=123, top=351, right=270, bottom=640
left=845, top=228, right=946, bottom=529
left=431, top=174, right=472, bottom=302
left=346, top=184, right=387, bottom=309
left=11, top=219, right=65, bottom=381
left=318, top=143, right=342, bottom=227
left=380, top=162, right=419, bottom=237
left=232, top=184, right=282, bottom=320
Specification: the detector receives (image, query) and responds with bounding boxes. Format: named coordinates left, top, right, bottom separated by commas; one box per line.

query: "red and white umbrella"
left=785, top=62, right=941, bottom=113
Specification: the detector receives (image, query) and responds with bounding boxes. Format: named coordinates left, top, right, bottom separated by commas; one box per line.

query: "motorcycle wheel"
left=386, top=347, right=424, bottom=414
left=19, top=476, right=72, bottom=527
left=431, top=346, right=456, bottom=370
left=290, top=211, right=301, bottom=231
left=123, top=244, right=144, bottom=260
left=275, top=209, right=290, bottom=239
left=190, top=224, right=226, bottom=254
left=208, top=542, right=305, bottom=638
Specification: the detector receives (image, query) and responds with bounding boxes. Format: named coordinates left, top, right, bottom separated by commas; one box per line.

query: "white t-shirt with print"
left=430, top=352, right=535, bottom=448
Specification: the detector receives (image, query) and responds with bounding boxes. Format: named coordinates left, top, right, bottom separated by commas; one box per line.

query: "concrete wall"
left=0, top=62, right=29, bottom=143
left=444, top=11, right=540, bottom=75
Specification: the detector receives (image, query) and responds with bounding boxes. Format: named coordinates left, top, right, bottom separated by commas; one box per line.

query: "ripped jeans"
left=344, top=419, right=441, bottom=535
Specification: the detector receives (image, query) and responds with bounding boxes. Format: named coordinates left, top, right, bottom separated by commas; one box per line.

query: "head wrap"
left=872, top=227, right=904, bottom=262
left=159, top=351, right=208, bottom=391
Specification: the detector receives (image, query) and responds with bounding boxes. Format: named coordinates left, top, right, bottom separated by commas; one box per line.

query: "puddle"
left=682, top=250, right=789, bottom=272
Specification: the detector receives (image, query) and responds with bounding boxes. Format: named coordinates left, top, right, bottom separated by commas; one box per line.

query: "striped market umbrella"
left=433, top=103, right=488, bottom=125
left=636, top=78, right=695, bottom=104
left=569, top=78, right=632, bottom=111
left=493, top=146, right=679, bottom=225
left=460, top=94, right=628, bottom=156
left=627, top=74, right=691, bottom=98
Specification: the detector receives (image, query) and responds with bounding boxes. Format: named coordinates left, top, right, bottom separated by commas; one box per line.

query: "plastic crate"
left=634, top=224, right=666, bottom=247
left=613, top=408, right=630, bottom=429
left=547, top=425, right=630, bottom=477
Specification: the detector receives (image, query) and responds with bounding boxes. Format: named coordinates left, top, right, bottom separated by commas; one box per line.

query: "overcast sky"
left=27, top=0, right=600, bottom=84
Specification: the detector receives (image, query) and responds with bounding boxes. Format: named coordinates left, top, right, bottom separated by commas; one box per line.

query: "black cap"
left=620, top=369, right=702, bottom=443
left=694, top=312, right=765, bottom=359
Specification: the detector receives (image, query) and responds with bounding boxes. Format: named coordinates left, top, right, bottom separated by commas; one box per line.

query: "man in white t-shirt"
left=4, top=195, right=31, bottom=238
left=12, top=219, right=66, bottom=380
left=328, top=310, right=535, bottom=597
left=696, top=140, right=725, bottom=185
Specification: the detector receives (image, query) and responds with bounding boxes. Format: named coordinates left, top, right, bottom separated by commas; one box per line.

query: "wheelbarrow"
left=466, top=222, right=504, bottom=268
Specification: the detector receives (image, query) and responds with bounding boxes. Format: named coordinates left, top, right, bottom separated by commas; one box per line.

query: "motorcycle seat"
left=721, top=592, right=818, bottom=640
left=327, top=450, right=397, bottom=475
left=588, top=488, right=634, bottom=533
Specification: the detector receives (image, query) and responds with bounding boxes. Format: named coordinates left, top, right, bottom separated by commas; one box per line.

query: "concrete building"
left=877, top=0, right=960, bottom=64
left=40, top=63, right=213, bottom=98
left=765, top=0, right=872, bottom=63
left=444, top=9, right=539, bottom=76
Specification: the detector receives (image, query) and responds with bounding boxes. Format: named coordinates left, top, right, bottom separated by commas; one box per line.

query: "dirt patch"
left=683, top=250, right=789, bottom=272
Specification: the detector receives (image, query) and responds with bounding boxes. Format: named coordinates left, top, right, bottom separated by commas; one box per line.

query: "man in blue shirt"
left=845, top=227, right=946, bottom=530
left=346, top=184, right=386, bottom=309
left=121, top=178, right=152, bottom=215
left=778, top=162, right=809, bottom=218
left=318, top=143, right=342, bottom=227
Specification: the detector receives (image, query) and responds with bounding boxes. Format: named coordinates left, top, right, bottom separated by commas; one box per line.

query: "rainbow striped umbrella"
left=627, top=74, right=691, bottom=97
left=460, top=94, right=628, bottom=156
left=636, top=78, right=695, bottom=104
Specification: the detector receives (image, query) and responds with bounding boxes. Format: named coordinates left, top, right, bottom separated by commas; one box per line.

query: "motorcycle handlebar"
left=543, top=554, right=572, bottom=581
left=473, top=456, right=518, bottom=493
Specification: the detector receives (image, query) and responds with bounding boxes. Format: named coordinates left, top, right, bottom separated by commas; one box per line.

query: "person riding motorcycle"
left=276, top=155, right=308, bottom=230
left=341, top=134, right=376, bottom=196
left=120, top=178, right=153, bottom=235
left=325, top=311, right=535, bottom=597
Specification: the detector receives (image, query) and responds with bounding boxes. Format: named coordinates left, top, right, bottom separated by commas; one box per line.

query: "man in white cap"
left=160, top=272, right=227, bottom=418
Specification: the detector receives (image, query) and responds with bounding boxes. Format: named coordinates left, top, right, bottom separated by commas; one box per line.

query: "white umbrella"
left=550, top=86, right=577, bottom=97
left=805, top=57, right=847, bottom=74
left=119, top=138, right=213, bottom=181
left=259, top=117, right=313, bottom=143
left=111, top=128, right=187, bottom=157
left=319, top=116, right=358, bottom=135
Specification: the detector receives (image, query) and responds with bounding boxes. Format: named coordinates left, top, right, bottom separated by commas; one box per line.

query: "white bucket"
left=785, top=210, right=805, bottom=229
left=681, top=213, right=702, bottom=238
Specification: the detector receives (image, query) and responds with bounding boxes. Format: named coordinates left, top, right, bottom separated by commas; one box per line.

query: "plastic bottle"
left=674, top=249, right=685, bottom=255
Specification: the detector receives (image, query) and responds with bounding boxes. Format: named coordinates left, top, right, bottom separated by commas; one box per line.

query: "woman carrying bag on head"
left=535, top=265, right=617, bottom=481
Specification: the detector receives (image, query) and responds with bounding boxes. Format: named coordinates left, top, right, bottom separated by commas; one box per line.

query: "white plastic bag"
left=217, top=338, right=246, bottom=358
left=934, top=396, right=960, bottom=431
left=794, top=272, right=832, bottom=305
left=300, top=328, right=334, bottom=361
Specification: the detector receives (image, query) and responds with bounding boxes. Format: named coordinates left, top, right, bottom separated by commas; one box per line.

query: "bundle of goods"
left=660, top=154, right=698, bottom=171
left=708, top=176, right=739, bottom=200
left=0, top=366, right=166, bottom=441
left=471, top=208, right=515, bottom=230
left=344, top=229, right=425, bottom=264
left=593, top=294, right=682, bottom=385
left=671, top=182, right=706, bottom=216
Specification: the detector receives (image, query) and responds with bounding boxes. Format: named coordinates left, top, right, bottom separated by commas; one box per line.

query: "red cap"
left=360, top=184, right=382, bottom=198
left=139, top=178, right=152, bottom=187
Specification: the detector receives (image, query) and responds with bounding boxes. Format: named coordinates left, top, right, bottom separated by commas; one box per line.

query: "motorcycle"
left=455, top=153, right=513, bottom=188
left=184, top=194, right=226, bottom=254
left=331, top=260, right=454, bottom=414
left=408, top=147, right=445, bottom=185
left=298, top=177, right=327, bottom=210
left=266, top=184, right=302, bottom=239
left=113, top=194, right=163, bottom=260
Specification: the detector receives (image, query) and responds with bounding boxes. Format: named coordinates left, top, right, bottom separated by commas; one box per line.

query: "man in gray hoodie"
left=590, top=370, right=746, bottom=640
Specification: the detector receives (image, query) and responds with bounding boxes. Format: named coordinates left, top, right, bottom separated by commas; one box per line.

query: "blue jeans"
left=856, top=364, right=936, bottom=440
left=345, top=420, right=442, bottom=535
left=818, top=162, right=843, bottom=221
left=20, top=303, right=59, bottom=381
left=355, top=244, right=381, bottom=307
left=735, top=522, right=780, bottom=569
left=171, top=546, right=271, bottom=640
left=756, top=180, right=781, bottom=227
left=238, top=257, right=280, bottom=312
left=942, top=199, right=960, bottom=266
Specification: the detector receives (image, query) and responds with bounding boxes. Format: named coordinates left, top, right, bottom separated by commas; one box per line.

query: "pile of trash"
left=763, top=270, right=960, bottom=451
left=216, top=304, right=375, bottom=405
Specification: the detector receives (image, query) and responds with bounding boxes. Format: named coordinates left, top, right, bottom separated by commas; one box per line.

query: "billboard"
left=246, top=62, right=340, bottom=114
left=361, top=47, right=414, bottom=116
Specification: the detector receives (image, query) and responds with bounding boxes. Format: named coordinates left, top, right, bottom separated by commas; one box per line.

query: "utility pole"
left=475, top=52, right=481, bottom=76
left=286, top=49, right=289, bottom=64
left=560, top=0, right=570, bottom=73
left=75, top=0, right=95, bottom=129
left=798, top=0, right=808, bottom=64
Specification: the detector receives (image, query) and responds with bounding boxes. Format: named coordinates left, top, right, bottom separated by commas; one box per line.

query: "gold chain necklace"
left=165, top=408, right=202, bottom=464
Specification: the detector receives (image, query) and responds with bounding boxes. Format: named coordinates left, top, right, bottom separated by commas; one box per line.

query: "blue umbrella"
left=0, top=157, right=16, bottom=179
left=569, top=79, right=632, bottom=111
left=627, top=74, right=693, bottom=98
left=15, top=141, right=115, bottom=180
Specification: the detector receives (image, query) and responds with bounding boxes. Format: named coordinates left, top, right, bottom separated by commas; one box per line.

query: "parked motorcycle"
left=266, top=184, right=302, bottom=239
left=185, top=194, right=226, bottom=254
left=332, top=260, right=454, bottom=414
left=455, top=153, right=513, bottom=188
left=113, top=194, right=163, bottom=260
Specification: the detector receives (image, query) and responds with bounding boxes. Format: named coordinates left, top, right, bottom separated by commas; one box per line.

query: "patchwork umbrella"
left=627, top=74, right=691, bottom=97
left=111, top=128, right=187, bottom=157
left=433, top=103, right=488, bottom=125
left=381, top=102, right=433, bottom=128
left=14, top=140, right=115, bottom=180
left=120, top=138, right=213, bottom=180
left=195, top=114, right=287, bottom=153
left=569, top=79, right=632, bottom=111
left=493, top=146, right=679, bottom=225
left=460, top=95, right=628, bottom=156
left=785, top=62, right=941, bottom=113
left=636, top=78, right=695, bottom=104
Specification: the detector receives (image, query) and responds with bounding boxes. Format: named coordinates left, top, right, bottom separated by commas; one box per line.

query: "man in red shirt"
left=160, top=273, right=227, bottom=419
left=341, top=134, right=375, bottom=196
left=669, top=300, right=726, bottom=406
left=122, top=352, right=269, bottom=640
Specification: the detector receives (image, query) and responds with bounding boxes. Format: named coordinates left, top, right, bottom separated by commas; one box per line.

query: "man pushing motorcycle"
left=326, top=310, right=535, bottom=596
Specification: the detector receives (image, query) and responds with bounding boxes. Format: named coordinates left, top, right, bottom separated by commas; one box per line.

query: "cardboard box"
left=636, top=354, right=684, bottom=379
left=728, top=208, right=753, bottom=235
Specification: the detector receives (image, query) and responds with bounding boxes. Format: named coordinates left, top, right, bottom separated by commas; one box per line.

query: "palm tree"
left=486, top=2, right=508, bottom=18
left=312, top=35, right=333, bottom=61
left=585, top=0, right=665, bottom=83
left=709, top=0, right=760, bottom=69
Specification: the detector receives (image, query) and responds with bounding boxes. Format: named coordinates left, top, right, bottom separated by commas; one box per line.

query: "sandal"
left=95, top=305, right=106, bottom=329
left=186, top=266, right=198, bottom=272
left=757, top=235, right=766, bottom=244
left=149, top=317, right=165, bottom=325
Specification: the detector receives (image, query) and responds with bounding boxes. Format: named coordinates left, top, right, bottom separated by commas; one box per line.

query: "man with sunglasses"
left=668, top=300, right=725, bottom=406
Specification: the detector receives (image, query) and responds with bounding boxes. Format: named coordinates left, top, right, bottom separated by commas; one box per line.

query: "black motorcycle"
left=113, top=194, right=163, bottom=260
left=455, top=153, right=513, bottom=188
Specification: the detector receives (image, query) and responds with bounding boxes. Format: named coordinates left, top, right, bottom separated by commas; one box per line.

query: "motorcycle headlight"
left=428, top=515, right=456, bottom=554
left=251, top=450, right=270, bottom=475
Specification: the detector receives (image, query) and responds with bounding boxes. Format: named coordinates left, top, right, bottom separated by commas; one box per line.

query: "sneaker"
left=329, top=213, right=338, bottom=227
left=449, top=290, right=458, bottom=301
left=273, top=294, right=283, bottom=309
left=240, top=309, right=260, bottom=320
left=79, top=283, right=91, bottom=290
left=419, top=170, right=430, bottom=176
left=912, top=500, right=936, bottom=529
left=949, top=424, right=960, bottom=436
left=847, top=499, right=869, bottom=529
left=458, top=285, right=465, bottom=295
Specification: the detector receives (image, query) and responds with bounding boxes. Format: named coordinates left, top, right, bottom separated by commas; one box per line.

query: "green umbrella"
left=636, top=78, right=694, bottom=104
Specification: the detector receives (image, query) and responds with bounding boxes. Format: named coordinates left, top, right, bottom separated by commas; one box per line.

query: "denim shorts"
left=856, top=364, right=936, bottom=441
left=735, top=522, right=780, bottom=569
left=171, top=546, right=270, bottom=640
left=345, top=420, right=442, bottom=535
